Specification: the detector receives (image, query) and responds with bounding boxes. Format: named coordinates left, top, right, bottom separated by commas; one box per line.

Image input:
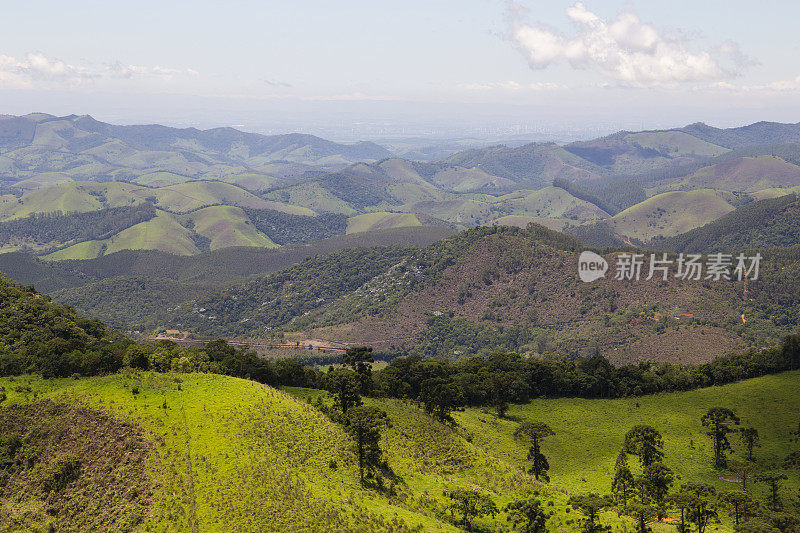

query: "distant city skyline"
left=3, top=1, right=800, bottom=140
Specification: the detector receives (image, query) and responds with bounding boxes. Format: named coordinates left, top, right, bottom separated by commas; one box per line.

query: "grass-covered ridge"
left=652, top=193, right=800, bottom=252
left=3, top=370, right=800, bottom=531
left=0, top=372, right=538, bottom=532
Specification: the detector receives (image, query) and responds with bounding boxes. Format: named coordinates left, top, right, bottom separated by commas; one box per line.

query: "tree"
left=781, top=333, right=800, bottom=370
left=738, top=427, right=760, bottom=462
left=420, top=377, right=463, bottom=422
left=728, top=459, right=759, bottom=491
left=489, top=372, right=510, bottom=418
left=504, top=498, right=548, bottom=533
left=611, top=451, right=636, bottom=506
left=623, top=502, right=656, bottom=533
left=668, top=492, right=696, bottom=533
left=719, top=490, right=757, bottom=527
left=702, top=407, right=740, bottom=468
left=514, top=421, right=555, bottom=482
left=326, top=369, right=361, bottom=413
left=755, top=472, right=787, bottom=511
left=624, top=426, right=664, bottom=467
left=343, top=405, right=389, bottom=484
left=679, top=483, right=718, bottom=533
left=342, top=346, right=374, bottom=395
left=642, top=463, right=674, bottom=509
left=568, top=494, right=612, bottom=533
left=446, top=488, right=498, bottom=532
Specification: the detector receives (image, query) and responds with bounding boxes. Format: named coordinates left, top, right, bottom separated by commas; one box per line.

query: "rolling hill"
left=6, top=116, right=800, bottom=257
left=3, top=365, right=799, bottom=531
left=671, top=155, right=800, bottom=192
left=1, top=236, right=799, bottom=531
left=652, top=193, right=800, bottom=252
left=604, top=190, right=736, bottom=242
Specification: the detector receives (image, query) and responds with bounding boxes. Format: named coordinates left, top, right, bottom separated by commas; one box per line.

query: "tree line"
left=0, top=203, right=156, bottom=249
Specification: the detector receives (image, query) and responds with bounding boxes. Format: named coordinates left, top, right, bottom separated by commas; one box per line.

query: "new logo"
left=578, top=251, right=608, bottom=282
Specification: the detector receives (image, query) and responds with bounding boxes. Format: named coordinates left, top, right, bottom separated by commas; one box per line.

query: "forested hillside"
left=155, top=224, right=800, bottom=362
left=0, top=274, right=123, bottom=375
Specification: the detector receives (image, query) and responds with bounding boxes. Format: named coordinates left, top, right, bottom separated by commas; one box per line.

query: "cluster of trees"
left=0, top=275, right=123, bottom=376
left=241, top=208, right=347, bottom=245
left=164, top=246, right=414, bottom=336
left=373, top=336, right=800, bottom=415
left=0, top=203, right=156, bottom=248
left=315, top=172, right=397, bottom=209
left=496, top=410, right=800, bottom=532
left=313, top=347, right=394, bottom=486
left=553, top=177, right=646, bottom=216
left=603, top=409, right=800, bottom=532
left=324, top=345, right=800, bottom=531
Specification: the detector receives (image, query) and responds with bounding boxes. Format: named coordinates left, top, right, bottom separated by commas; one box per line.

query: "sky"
left=3, top=0, right=800, bottom=140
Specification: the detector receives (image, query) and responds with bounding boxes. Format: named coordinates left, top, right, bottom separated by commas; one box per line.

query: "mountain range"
left=3, top=114, right=800, bottom=260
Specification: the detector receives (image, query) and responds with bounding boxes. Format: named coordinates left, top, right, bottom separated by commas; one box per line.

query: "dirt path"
left=179, top=397, right=199, bottom=533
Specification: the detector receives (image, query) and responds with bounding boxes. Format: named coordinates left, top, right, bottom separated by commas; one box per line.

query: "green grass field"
left=3, top=370, right=799, bottom=531
left=346, top=212, right=423, bottom=234
left=182, top=205, right=278, bottom=250
left=609, top=189, right=735, bottom=241
left=623, top=131, right=729, bottom=158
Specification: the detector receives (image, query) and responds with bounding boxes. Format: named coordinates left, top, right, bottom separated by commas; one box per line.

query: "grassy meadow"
left=2, top=370, right=799, bottom=531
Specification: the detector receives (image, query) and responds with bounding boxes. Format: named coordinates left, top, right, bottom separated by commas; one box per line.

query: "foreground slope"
left=0, top=372, right=538, bottom=532
left=5, top=370, right=799, bottom=531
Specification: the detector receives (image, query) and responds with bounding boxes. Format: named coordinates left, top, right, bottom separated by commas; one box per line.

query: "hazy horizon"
left=4, top=1, right=800, bottom=140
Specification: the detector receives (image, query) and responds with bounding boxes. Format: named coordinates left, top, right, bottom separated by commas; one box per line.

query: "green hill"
left=346, top=212, right=423, bottom=234
left=653, top=194, right=800, bottom=252
left=606, top=190, right=735, bottom=241
left=180, top=205, right=278, bottom=251
left=675, top=156, right=800, bottom=192
left=2, top=367, right=800, bottom=531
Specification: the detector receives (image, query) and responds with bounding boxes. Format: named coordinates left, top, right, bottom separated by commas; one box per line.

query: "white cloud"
left=510, top=2, right=751, bottom=85
left=0, top=53, right=94, bottom=87
left=0, top=52, right=198, bottom=88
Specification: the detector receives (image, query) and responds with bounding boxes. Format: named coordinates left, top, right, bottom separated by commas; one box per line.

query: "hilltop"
left=652, top=194, right=800, bottom=252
